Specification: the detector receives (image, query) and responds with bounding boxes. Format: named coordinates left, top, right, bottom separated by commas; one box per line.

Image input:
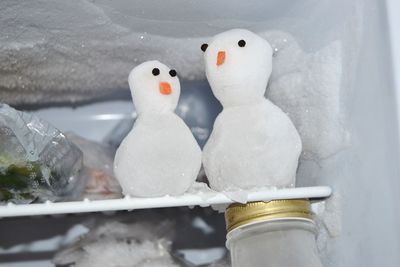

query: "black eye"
left=201, top=43, right=208, bottom=52
left=169, top=69, right=177, bottom=77
left=238, top=40, right=246, bottom=47
left=152, top=68, right=160, bottom=76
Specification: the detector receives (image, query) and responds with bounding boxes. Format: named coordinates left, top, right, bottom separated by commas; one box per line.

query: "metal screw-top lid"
left=225, top=199, right=313, bottom=232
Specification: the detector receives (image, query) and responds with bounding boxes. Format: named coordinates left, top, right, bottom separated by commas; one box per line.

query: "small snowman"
left=114, top=61, right=201, bottom=197
left=201, top=29, right=302, bottom=191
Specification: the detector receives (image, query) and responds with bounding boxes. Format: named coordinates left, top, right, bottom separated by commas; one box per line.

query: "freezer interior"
left=1, top=0, right=400, bottom=266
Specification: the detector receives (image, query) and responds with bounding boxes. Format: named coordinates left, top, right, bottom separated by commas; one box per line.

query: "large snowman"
left=201, top=29, right=302, bottom=191
left=114, top=61, right=201, bottom=197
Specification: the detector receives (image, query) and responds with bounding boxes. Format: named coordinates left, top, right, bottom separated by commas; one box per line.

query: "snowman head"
left=128, top=60, right=180, bottom=114
left=201, top=29, right=273, bottom=107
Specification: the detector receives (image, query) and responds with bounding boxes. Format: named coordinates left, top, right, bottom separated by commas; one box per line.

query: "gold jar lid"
left=225, top=199, right=313, bottom=232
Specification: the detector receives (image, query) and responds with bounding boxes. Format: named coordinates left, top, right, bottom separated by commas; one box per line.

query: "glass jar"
left=225, top=199, right=323, bottom=267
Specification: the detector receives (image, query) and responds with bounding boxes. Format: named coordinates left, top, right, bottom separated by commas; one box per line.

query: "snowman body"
left=203, top=99, right=301, bottom=191
left=115, top=112, right=201, bottom=197
left=114, top=61, right=201, bottom=197
left=201, top=29, right=302, bottom=191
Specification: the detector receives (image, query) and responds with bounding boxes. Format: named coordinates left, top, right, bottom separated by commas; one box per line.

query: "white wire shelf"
left=0, top=185, right=332, bottom=218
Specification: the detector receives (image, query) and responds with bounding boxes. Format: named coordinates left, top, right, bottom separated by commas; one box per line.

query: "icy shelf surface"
left=0, top=185, right=331, bottom=218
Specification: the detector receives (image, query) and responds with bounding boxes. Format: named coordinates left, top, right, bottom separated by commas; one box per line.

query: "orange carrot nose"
left=159, top=82, right=172, bottom=95
left=216, top=51, right=226, bottom=66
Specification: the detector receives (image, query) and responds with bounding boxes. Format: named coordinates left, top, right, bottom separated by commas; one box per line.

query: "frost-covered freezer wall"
left=321, top=1, right=400, bottom=265
left=1, top=0, right=361, bottom=105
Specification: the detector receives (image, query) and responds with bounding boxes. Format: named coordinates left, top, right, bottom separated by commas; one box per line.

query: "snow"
left=114, top=61, right=201, bottom=197
left=203, top=101, right=302, bottom=191
left=53, top=221, right=178, bottom=267
left=0, top=0, right=349, bottom=163
left=0, top=2, right=351, bottom=162
left=202, top=29, right=301, bottom=191
left=265, top=31, right=348, bottom=160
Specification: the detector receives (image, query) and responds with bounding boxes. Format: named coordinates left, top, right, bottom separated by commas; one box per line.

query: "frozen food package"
left=0, top=103, right=84, bottom=203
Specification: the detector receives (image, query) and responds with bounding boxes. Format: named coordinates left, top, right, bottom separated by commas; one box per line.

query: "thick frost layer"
left=314, top=193, right=342, bottom=263
left=0, top=0, right=348, bottom=161
left=53, top=221, right=178, bottom=267
left=0, top=1, right=205, bottom=105
left=264, top=31, right=348, bottom=160
left=0, top=2, right=348, bottom=164
left=70, top=240, right=178, bottom=267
